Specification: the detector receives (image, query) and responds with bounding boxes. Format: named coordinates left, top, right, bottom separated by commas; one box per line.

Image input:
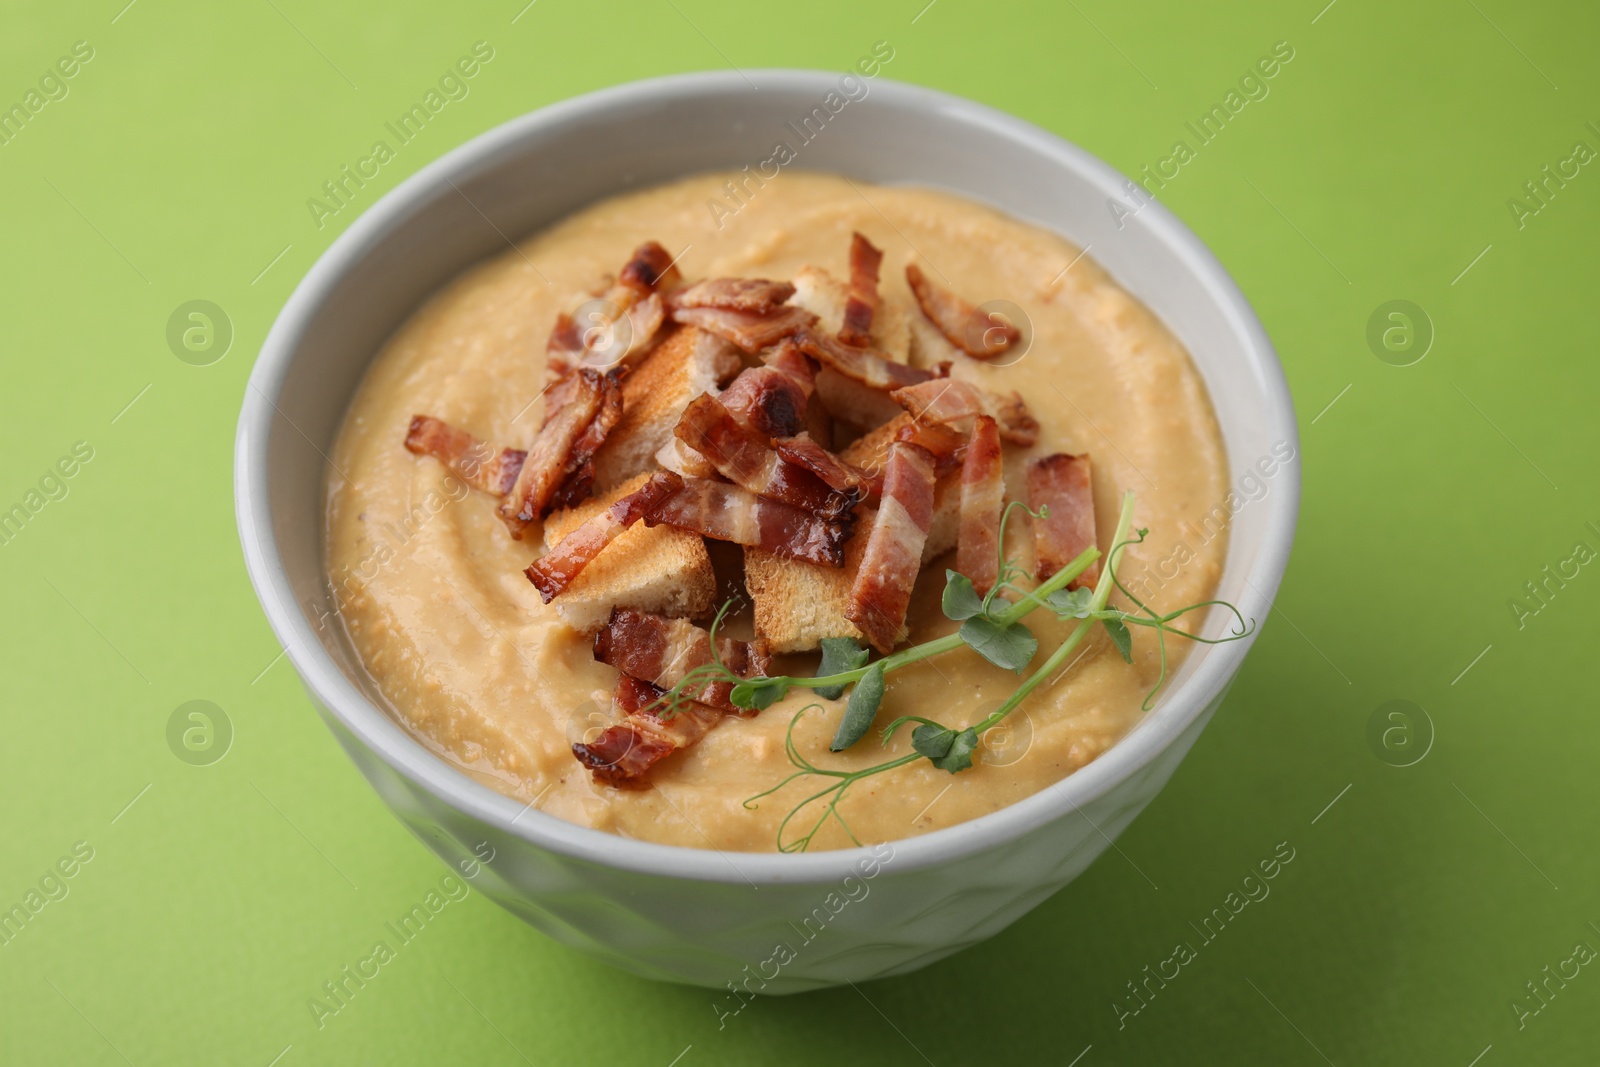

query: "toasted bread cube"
left=790, top=265, right=912, bottom=363
left=591, top=324, right=741, bottom=491
left=541, top=474, right=715, bottom=631
left=743, top=471, right=960, bottom=653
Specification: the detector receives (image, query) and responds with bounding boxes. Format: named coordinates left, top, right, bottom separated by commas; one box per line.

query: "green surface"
left=1, top=0, right=1595, bottom=1063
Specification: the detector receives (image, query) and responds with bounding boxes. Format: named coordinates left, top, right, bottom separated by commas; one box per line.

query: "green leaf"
left=813, top=638, right=870, bottom=700
left=1102, top=617, right=1133, bottom=663
left=911, top=723, right=956, bottom=760
left=830, top=663, right=885, bottom=751
left=929, top=727, right=979, bottom=773
left=959, top=617, right=1038, bottom=673
left=731, top=678, right=788, bottom=710
left=941, top=570, right=985, bottom=621
left=1047, top=586, right=1093, bottom=619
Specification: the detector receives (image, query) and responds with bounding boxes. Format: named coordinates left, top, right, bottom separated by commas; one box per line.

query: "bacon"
left=593, top=608, right=772, bottom=712
left=847, top=442, right=937, bottom=653
left=718, top=368, right=809, bottom=440
left=622, top=292, right=666, bottom=361
left=404, top=416, right=526, bottom=496
left=572, top=676, right=725, bottom=788
left=956, top=416, right=1005, bottom=595
left=890, top=378, right=1039, bottom=446
left=774, top=433, right=869, bottom=494
left=669, top=304, right=817, bottom=354
left=546, top=243, right=676, bottom=381
left=646, top=478, right=850, bottom=567
left=545, top=313, right=585, bottom=380
left=673, top=395, right=858, bottom=522
left=499, top=370, right=605, bottom=537
left=793, top=327, right=938, bottom=391
left=668, top=277, right=796, bottom=313
left=572, top=722, right=673, bottom=789
left=547, top=371, right=624, bottom=510
left=525, top=472, right=684, bottom=602
left=1026, top=453, right=1099, bottom=589
left=895, top=417, right=968, bottom=474
left=617, top=240, right=681, bottom=297
left=839, top=232, right=883, bottom=347
left=905, top=263, right=1021, bottom=359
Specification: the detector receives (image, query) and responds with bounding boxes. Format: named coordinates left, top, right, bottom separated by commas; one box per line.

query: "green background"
left=1, top=0, right=1595, bottom=1063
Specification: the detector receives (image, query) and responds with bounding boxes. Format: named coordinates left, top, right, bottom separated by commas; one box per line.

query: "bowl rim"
left=235, top=68, right=1299, bottom=886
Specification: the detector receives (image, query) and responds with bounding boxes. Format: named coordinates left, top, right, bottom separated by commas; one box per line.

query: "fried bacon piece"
left=593, top=608, right=772, bottom=712
left=618, top=241, right=681, bottom=296
left=895, top=417, right=969, bottom=474
left=890, top=378, right=1039, bottom=446
left=904, top=263, right=1021, bottom=359
left=525, top=472, right=684, bottom=602
left=669, top=304, right=817, bottom=354
left=499, top=370, right=606, bottom=537
left=645, top=478, right=850, bottom=567
left=547, top=371, right=624, bottom=511
left=847, top=442, right=938, bottom=653
left=793, top=327, right=938, bottom=391
left=839, top=232, right=883, bottom=347
left=572, top=676, right=725, bottom=789
left=668, top=278, right=797, bottom=313
left=956, top=416, right=1005, bottom=595
left=547, top=242, right=678, bottom=381
left=774, top=433, right=869, bottom=494
left=717, top=346, right=816, bottom=439
left=673, top=395, right=858, bottom=522
left=546, top=313, right=585, bottom=378
left=1026, top=453, right=1099, bottom=590
left=404, top=416, right=526, bottom=496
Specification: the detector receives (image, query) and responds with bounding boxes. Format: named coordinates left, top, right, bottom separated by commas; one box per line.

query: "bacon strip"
left=670, top=304, right=817, bottom=354
left=524, top=472, right=684, bottom=602
left=1026, top=453, right=1099, bottom=589
left=499, top=370, right=605, bottom=537
left=956, top=416, right=1005, bottom=595
left=895, top=417, right=968, bottom=474
left=838, top=232, right=883, bottom=347
left=668, top=278, right=796, bottom=313
left=545, top=313, right=585, bottom=380
left=847, top=442, right=937, bottom=653
left=794, top=327, right=937, bottom=391
left=674, top=395, right=858, bottom=522
left=547, top=242, right=676, bottom=381
left=774, top=433, right=869, bottom=494
left=905, top=263, right=1021, bottom=359
left=618, top=241, right=681, bottom=296
left=718, top=366, right=811, bottom=440
left=593, top=608, right=772, bottom=712
left=645, top=478, right=850, bottom=567
left=547, top=371, right=624, bottom=511
left=571, top=676, right=726, bottom=789
left=404, top=416, right=526, bottom=496
left=890, top=378, right=1039, bottom=446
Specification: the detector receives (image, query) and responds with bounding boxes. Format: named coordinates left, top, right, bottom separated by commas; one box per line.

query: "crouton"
left=790, top=266, right=912, bottom=363
left=541, top=474, right=715, bottom=631
left=743, top=471, right=960, bottom=652
left=591, top=324, right=741, bottom=491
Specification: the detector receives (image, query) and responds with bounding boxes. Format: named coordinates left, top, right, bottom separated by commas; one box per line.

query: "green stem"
left=995, top=543, right=1102, bottom=626
left=783, top=544, right=1102, bottom=692
left=973, top=490, right=1136, bottom=734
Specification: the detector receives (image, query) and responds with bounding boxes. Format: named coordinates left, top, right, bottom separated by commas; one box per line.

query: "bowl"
left=235, top=70, right=1298, bottom=993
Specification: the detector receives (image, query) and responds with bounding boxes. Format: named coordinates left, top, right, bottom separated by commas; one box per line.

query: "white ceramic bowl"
left=235, top=70, right=1298, bottom=993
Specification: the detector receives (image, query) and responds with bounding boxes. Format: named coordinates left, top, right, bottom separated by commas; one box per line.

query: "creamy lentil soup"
left=325, top=171, right=1229, bottom=852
